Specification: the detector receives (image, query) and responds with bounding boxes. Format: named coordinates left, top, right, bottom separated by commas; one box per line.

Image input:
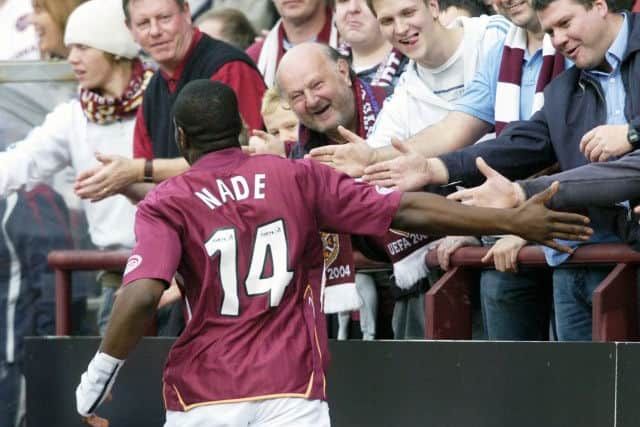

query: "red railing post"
left=425, top=244, right=640, bottom=342
left=592, top=263, right=639, bottom=341
left=49, top=250, right=131, bottom=336
left=54, top=269, right=72, bottom=335
left=425, top=267, right=477, bottom=339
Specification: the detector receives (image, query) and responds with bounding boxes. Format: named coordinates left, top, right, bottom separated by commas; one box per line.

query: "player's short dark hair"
left=122, top=0, right=186, bottom=22
left=172, top=80, right=242, bottom=153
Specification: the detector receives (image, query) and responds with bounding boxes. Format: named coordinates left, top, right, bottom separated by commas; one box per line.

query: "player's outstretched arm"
left=76, top=278, right=165, bottom=421
left=391, top=182, right=593, bottom=252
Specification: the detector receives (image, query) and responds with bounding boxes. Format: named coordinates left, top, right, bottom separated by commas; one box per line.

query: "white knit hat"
left=64, top=0, right=139, bottom=59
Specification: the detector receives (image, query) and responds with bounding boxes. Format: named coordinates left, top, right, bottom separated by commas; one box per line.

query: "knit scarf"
left=339, top=43, right=408, bottom=87
left=293, top=77, right=385, bottom=313
left=80, top=59, right=154, bottom=124
left=494, top=28, right=565, bottom=135
left=257, top=8, right=339, bottom=87
left=369, top=48, right=408, bottom=87
left=294, top=76, right=386, bottom=157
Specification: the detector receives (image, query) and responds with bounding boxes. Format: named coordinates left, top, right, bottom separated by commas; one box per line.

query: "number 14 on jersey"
left=205, top=219, right=294, bottom=316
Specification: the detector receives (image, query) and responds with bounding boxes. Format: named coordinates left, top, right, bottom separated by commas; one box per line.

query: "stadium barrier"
left=49, top=243, right=640, bottom=341
left=25, top=337, right=640, bottom=427
left=424, top=243, right=640, bottom=341
left=47, top=249, right=392, bottom=335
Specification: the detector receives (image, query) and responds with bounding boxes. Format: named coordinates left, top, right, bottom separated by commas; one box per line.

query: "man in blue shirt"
left=364, top=0, right=637, bottom=341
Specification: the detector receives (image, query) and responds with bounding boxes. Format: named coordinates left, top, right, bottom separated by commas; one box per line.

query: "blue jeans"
left=480, top=268, right=552, bottom=340
left=552, top=266, right=612, bottom=341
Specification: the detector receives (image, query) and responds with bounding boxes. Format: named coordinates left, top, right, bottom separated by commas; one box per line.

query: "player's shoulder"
left=138, top=175, right=190, bottom=212
left=247, top=155, right=331, bottom=185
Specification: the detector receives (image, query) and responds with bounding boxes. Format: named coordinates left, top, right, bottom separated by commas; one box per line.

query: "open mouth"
left=312, top=104, right=331, bottom=118
left=398, top=33, right=419, bottom=47
left=565, top=46, right=579, bottom=59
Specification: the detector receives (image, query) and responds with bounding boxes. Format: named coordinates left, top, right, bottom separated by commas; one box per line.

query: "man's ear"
left=176, top=125, right=189, bottom=152
left=336, top=58, right=352, bottom=86
left=427, top=0, right=441, bottom=19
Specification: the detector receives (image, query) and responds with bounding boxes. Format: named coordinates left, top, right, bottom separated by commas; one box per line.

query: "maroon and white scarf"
left=297, top=78, right=435, bottom=310
left=295, top=78, right=387, bottom=312
left=339, top=43, right=408, bottom=87
left=494, top=28, right=565, bottom=135
left=80, top=59, right=154, bottom=124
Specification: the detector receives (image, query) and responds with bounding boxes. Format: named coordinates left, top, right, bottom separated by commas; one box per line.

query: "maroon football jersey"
left=123, top=148, right=401, bottom=411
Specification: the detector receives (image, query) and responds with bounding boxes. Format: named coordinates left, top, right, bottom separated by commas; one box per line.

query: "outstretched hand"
left=306, top=126, right=374, bottom=177
left=447, top=157, right=525, bottom=208
left=512, top=181, right=592, bottom=252
left=75, top=152, right=141, bottom=202
left=362, top=138, right=431, bottom=191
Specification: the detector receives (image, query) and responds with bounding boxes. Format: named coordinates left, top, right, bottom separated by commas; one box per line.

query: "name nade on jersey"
left=195, top=174, right=267, bottom=210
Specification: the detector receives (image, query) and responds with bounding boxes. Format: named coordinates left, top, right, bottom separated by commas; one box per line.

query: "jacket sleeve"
left=438, top=108, right=557, bottom=187
left=519, top=148, right=640, bottom=209
left=0, top=102, right=73, bottom=196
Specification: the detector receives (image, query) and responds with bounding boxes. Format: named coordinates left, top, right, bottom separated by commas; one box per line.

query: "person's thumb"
left=94, top=152, right=114, bottom=165
left=475, top=157, right=499, bottom=180
left=390, top=137, right=408, bottom=154
left=337, top=125, right=364, bottom=144
left=535, top=181, right=560, bottom=205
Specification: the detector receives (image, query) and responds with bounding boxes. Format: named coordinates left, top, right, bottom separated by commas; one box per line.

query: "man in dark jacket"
left=364, top=0, right=640, bottom=340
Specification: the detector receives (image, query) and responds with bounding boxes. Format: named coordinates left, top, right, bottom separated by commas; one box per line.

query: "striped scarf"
left=339, top=43, right=408, bottom=87
left=494, top=28, right=565, bottom=135
left=80, top=59, right=154, bottom=125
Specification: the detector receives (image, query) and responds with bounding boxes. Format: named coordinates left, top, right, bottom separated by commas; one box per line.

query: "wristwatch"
left=143, top=159, right=154, bottom=183
left=628, top=122, right=640, bottom=149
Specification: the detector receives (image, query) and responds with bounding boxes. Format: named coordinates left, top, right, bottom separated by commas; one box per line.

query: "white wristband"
left=76, top=351, right=125, bottom=417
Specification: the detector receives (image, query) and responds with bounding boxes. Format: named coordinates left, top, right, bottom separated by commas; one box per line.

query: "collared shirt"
left=544, top=13, right=629, bottom=266
left=585, top=13, right=629, bottom=126
left=454, top=37, right=572, bottom=124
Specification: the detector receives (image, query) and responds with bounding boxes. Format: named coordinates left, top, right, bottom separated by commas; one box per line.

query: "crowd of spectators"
left=2, top=0, right=640, bottom=424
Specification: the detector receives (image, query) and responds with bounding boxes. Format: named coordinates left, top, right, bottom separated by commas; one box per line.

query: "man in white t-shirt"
left=307, top=0, right=509, bottom=337
left=308, top=0, right=510, bottom=175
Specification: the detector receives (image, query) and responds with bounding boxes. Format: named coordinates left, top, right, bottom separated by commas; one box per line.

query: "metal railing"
left=424, top=244, right=640, bottom=341
left=48, top=249, right=392, bottom=335
left=50, top=244, right=640, bottom=340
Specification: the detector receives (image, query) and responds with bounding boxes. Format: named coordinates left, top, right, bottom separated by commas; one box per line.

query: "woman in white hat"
left=0, top=0, right=153, bottom=338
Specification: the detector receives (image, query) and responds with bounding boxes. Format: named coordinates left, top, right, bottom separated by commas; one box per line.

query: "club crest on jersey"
left=124, top=255, right=143, bottom=276
left=321, top=232, right=340, bottom=266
